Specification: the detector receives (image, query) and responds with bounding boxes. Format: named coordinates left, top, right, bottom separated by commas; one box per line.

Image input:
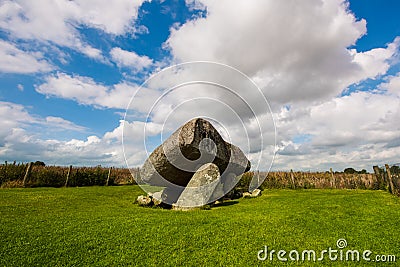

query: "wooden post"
left=385, top=164, right=395, bottom=194
left=106, top=167, right=112, bottom=186
left=290, top=169, right=296, bottom=189
left=23, top=162, right=32, bottom=187
left=4, top=161, right=7, bottom=180
left=373, top=166, right=382, bottom=189
left=65, top=165, right=72, bottom=187
left=330, top=168, right=336, bottom=189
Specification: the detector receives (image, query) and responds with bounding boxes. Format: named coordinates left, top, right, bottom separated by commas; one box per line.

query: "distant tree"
left=358, top=169, right=367, bottom=174
left=344, top=167, right=357, bottom=174
left=33, top=161, right=46, bottom=167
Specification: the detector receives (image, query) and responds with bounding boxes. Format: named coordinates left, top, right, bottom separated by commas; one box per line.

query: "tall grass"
left=0, top=162, right=138, bottom=188
left=238, top=171, right=379, bottom=191
left=1, top=161, right=399, bottom=195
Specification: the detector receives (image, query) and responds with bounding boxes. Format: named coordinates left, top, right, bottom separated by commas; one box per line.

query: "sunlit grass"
left=1, top=186, right=399, bottom=266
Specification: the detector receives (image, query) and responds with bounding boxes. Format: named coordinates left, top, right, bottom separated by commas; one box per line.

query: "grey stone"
left=161, top=187, right=184, bottom=204
left=214, top=200, right=222, bottom=205
left=243, top=192, right=252, bottom=198
left=140, top=118, right=251, bottom=187
left=151, top=191, right=163, bottom=206
left=173, top=163, right=220, bottom=209
left=251, top=189, right=262, bottom=197
left=136, top=195, right=152, bottom=206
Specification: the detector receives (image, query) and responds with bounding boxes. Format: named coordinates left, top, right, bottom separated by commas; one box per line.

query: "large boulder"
left=140, top=118, right=251, bottom=187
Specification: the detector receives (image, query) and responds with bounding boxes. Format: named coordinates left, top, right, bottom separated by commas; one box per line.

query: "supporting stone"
left=173, top=163, right=220, bottom=210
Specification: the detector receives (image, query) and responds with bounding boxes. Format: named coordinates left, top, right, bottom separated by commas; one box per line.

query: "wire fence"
left=236, top=163, right=400, bottom=197
left=0, top=161, right=140, bottom=188
left=1, top=160, right=399, bottom=197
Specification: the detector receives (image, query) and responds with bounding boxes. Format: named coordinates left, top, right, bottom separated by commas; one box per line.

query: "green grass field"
left=1, top=186, right=399, bottom=266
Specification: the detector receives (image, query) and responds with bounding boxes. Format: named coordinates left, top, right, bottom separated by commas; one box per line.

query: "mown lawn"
left=0, top=186, right=399, bottom=266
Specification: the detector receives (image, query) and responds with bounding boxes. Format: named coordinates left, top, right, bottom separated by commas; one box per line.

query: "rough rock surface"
left=251, top=189, right=262, bottom=197
left=136, top=195, right=152, bottom=206
left=242, top=192, right=252, bottom=198
left=140, top=118, right=251, bottom=187
left=151, top=191, right=163, bottom=206
left=173, top=163, right=220, bottom=210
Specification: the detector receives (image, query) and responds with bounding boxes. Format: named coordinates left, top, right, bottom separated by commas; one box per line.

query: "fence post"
left=23, top=162, right=32, bottom=187
left=4, top=160, right=7, bottom=180
left=385, top=164, right=395, bottom=194
left=65, top=165, right=72, bottom=187
left=106, top=167, right=112, bottom=186
left=373, top=166, right=382, bottom=189
left=330, top=168, right=336, bottom=189
left=290, top=169, right=296, bottom=189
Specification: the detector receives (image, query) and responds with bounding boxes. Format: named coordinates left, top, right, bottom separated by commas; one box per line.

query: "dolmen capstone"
left=139, top=118, right=251, bottom=210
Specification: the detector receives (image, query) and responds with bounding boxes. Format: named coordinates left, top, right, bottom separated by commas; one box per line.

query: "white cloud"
left=152, top=0, right=400, bottom=172
left=0, top=0, right=147, bottom=59
left=36, top=73, right=138, bottom=109
left=0, top=101, right=94, bottom=162
left=110, top=47, right=153, bottom=71
left=2, top=0, right=399, bottom=172
left=350, top=38, right=400, bottom=82
left=379, top=72, right=400, bottom=96
left=0, top=40, right=52, bottom=73
left=0, top=101, right=123, bottom=165
left=0, top=119, right=145, bottom=167
left=273, top=89, right=400, bottom=171
left=0, top=129, right=125, bottom=166
left=0, top=101, right=86, bottom=134
left=166, top=0, right=399, bottom=104
left=0, top=101, right=34, bottom=143
left=45, top=116, right=87, bottom=132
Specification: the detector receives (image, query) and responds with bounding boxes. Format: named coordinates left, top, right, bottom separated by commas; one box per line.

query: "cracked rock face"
left=140, top=118, right=251, bottom=187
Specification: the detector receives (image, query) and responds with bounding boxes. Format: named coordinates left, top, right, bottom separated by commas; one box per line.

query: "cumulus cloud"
left=273, top=89, right=400, bottom=170
left=45, top=116, right=87, bottom=132
left=379, top=72, right=400, bottom=96
left=0, top=101, right=127, bottom=165
left=0, top=101, right=34, bottom=143
left=1, top=129, right=124, bottom=166
left=146, top=0, right=400, bottom=172
left=350, top=38, right=400, bottom=81
left=0, top=101, right=86, bottom=134
left=0, top=0, right=147, bottom=59
left=166, top=0, right=398, bottom=104
left=0, top=119, right=149, bottom=167
left=0, top=40, right=52, bottom=73
left=2, top=0, right=399, bottom=171
left=0, top=101, right=104, bottom=164
left=36, top=73, right=139, bottom=109
left=110, top=47, right=153, bottom=71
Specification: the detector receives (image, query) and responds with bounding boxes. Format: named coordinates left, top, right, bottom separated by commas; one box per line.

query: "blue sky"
left=0, top=0, right=399, bottom=171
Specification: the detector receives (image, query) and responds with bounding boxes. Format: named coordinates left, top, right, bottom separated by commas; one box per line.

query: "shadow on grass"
left=213, top=200, right=239, bottom=207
